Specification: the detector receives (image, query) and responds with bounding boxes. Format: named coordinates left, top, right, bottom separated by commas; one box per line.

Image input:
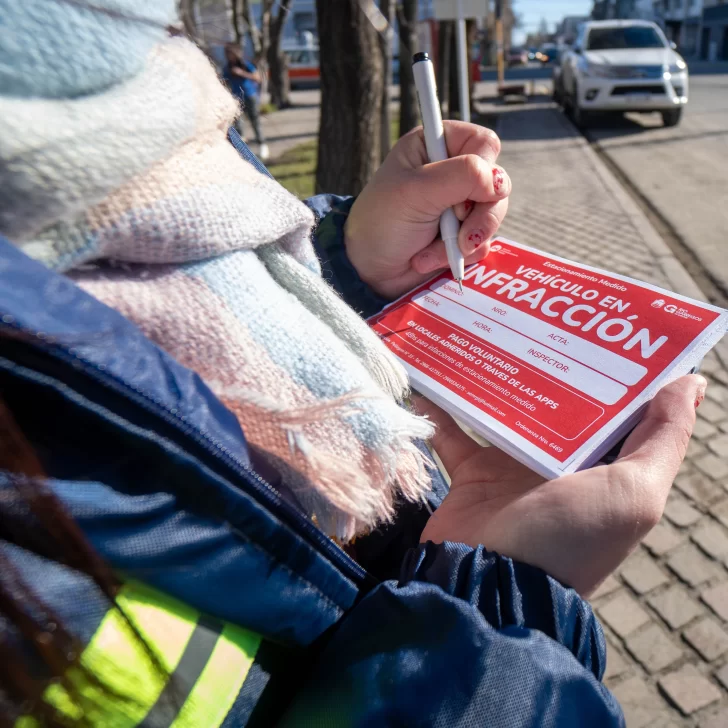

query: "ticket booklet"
left=369, top=237, right=728, bottom=479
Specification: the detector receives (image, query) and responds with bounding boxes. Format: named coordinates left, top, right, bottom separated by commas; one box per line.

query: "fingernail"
left=466, top=229, right=484, bottom=252
left=695, top=376, right=707, bottom=408
left=492, top=166, right=507, bottom=195
left=464, top=199, right=475, bottom=213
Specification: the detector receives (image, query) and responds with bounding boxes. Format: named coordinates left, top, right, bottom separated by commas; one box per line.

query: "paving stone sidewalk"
left=488, top=98, right=728, bottom=728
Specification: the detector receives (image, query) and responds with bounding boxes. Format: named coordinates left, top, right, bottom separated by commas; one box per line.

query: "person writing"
left=0, top=1, right=704, bottom=725
left=223, top=42, right=269, bottom=160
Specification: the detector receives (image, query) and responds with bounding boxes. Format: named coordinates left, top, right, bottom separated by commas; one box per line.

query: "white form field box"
left=430, top=280, right=647, bottom=386
left=432, top=279, right=648, bottom=385
left=413, top=289, right=629, bottom=406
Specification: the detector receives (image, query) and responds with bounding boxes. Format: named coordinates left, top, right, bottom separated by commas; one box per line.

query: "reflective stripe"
left=138, top=615, right=223, bottom=728
left=171, top=622, right=261, bottom=728
left=15, top=582, right=261, bottom=727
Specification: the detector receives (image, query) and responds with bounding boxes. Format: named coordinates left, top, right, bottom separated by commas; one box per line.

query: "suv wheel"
left=661, top=108, right=682, bottom=127
left=570, top=94, right=591, bottom=129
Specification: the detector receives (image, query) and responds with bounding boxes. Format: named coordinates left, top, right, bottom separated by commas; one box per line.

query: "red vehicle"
left=285, top=46, right=320, bottom=88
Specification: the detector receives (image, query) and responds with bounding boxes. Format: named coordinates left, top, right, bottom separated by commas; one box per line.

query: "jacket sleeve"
left=281, top=541, right=624, bottom=728
left=305, top=194, right=391, bottom=319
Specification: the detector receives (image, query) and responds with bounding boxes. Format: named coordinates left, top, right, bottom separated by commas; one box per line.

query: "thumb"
left=411, top=394, right=480, bottom=478
left=616, top=374, right=706, bottom=485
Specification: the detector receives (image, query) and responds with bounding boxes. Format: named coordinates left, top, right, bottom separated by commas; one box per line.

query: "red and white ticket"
left=369, top=237, right=728, bottom=478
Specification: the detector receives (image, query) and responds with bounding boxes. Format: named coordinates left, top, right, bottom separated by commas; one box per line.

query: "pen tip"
left=457, top=280, right=464, bottom=293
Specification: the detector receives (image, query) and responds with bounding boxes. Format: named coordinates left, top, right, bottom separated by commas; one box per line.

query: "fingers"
left=411, top=239, right=490, bottom=275
left=415, top=155, right=511, bottom=213
left=442, top=121, right=502, bottom=163
left=411, top=395, right=481, bottom=475
left=458, top=198, right=508, bottom=258
left=619, top=375, right=705, bottom=467
left=612, top=374, right=706, bottom=522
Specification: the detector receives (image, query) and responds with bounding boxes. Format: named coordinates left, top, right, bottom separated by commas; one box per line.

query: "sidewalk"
left=483, top=95, right=728, bottom=728
left=258, top=89, right=320, bottom=161
left=260, top=86, right=402, bottom=161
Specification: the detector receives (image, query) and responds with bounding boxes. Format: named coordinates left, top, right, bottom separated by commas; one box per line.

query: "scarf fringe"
left=213, top=385, right=434, bottom=539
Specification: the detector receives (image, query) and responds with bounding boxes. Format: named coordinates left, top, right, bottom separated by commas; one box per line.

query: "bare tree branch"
left=230, top=0, right=242, bottom=44
left=268, top=0, right=294, bottom=108
left=241, top=0, right=261, bottom=56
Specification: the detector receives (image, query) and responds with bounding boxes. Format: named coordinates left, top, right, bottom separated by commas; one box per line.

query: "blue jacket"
left=0, top=134, right=624, bottom=727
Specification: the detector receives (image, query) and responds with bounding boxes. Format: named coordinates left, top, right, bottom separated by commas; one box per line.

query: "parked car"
left=284, top=45, right=320, bottom=89
left=507, top=47, right=528, bottom=66
left=558, top=20, right=688, bottom=128
left=536, top=44, right=559, bottom=64
left=283, top=45, right=400, bottom=89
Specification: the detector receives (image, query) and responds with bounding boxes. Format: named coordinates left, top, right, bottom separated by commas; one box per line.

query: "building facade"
left=652, top=0, right=704, bottom=56
left=700, top=0, right=728, bottom=59
left=592, top=0, right=656, bottom=20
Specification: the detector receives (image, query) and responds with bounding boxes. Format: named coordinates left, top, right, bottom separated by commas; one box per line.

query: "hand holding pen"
left=342, top=59, right=511, bottom=300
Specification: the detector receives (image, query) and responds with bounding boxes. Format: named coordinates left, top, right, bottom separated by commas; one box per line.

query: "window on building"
left=293, top=12, right=316, bottom=34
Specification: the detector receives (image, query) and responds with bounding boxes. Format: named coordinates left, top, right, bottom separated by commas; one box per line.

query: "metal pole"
left=455, top=1, right=470, bottom=122
left=495, top=0, right=504, bottom=87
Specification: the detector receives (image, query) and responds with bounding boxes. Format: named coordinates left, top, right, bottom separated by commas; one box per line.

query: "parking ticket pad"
left=369, top=237, right=728, bottom=478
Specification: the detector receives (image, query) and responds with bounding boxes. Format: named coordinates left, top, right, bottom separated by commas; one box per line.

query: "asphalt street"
left=583, top=70, right=728, bottom=300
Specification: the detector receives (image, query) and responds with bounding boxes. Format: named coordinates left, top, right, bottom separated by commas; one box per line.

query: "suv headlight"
left=665, top=58, right=687, bottom=74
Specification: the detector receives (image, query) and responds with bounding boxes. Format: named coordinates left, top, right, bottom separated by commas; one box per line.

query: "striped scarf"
left=0, top=6, right=433, bottom=541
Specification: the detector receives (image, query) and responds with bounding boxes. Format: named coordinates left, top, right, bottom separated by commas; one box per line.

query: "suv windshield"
left=586, top=26, right=665, bottom=50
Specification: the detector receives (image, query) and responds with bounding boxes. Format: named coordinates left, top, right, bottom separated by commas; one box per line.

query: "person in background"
left=223, top=42, right=269, bottom=160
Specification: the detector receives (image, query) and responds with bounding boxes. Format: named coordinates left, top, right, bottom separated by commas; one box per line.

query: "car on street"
left=507, top=47, right=528, bottom=66
left=558, top=20, right=688, bottom=128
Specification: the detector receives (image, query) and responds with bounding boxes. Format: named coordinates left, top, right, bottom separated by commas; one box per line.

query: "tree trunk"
left=467, top=19, right=477, bottom=109
left=260, top=0, right=272, bottom=60
left=316, top=0, right=383, bottom=195
left=241, top=0, right=262, bottom=56
left=255, top=0, right=273, bottom=100
left=267, top=46, right=290, bottom=109
left=267, top=0, right=293, bottom=109
left=231, top=0, right=242, bottom=43
left=437, top=20, right=453, bottom=118
left=379, top=0, right=395, bottom=160
left=397, top=0, right=419, bottom=136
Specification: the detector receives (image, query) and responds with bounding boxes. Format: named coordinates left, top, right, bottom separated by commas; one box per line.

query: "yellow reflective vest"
left=17, top=581, right=262, bottom=727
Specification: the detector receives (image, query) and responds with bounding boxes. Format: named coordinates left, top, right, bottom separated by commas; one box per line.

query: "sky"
left=512, top=0, right=593, bottom=44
